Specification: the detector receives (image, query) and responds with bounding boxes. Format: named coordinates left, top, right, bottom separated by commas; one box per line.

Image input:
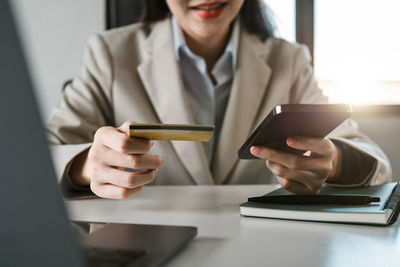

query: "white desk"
left=66, top=185, right=400, bottom=267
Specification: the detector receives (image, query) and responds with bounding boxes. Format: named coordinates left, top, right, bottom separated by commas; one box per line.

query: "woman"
left=47, top=0, right=391, bottom=199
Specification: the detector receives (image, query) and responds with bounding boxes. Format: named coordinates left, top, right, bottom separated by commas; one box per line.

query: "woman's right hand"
left=69, top=121, right=163, bottom=199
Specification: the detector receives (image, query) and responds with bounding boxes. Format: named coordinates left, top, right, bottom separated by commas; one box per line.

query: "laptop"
left=0, top=1, right=196, bottom=266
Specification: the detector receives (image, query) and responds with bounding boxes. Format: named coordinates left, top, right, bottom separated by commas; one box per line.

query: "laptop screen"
left=0, top=1, right=82, bottom=266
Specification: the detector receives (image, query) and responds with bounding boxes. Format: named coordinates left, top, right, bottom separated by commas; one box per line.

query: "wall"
left=10, top=0, right=104, bottom=119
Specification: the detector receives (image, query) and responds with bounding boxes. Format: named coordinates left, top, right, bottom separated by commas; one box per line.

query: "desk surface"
left=66, top=185, right=400, bottom=267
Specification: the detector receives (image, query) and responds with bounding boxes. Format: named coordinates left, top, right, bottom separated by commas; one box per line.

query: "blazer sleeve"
left=46, top=34, right=114, bottom=194
left=289, top=45, right=392, bottom=186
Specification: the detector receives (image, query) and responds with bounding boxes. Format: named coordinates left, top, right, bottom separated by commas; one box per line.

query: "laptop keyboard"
left=84, top=247, right=146, bottom=267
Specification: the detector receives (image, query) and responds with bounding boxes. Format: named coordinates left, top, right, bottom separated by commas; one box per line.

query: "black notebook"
left=240, top=182, right=400, bottom=225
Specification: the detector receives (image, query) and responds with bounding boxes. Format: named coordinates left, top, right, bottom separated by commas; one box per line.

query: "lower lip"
left=192, top=5, right=226, bottom=19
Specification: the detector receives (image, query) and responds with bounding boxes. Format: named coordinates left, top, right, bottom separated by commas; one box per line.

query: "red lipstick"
left=190, top=2, right=227, bottom=19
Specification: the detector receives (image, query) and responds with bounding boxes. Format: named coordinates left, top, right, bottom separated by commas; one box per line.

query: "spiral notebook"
left=240, top=182, right=400, bottom=225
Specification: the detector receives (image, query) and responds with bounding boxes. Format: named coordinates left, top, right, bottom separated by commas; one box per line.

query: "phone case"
left=237, top=104, right=352, bottom=159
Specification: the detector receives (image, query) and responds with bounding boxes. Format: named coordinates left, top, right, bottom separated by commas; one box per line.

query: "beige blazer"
left=47, top=17, right=391, bottom=190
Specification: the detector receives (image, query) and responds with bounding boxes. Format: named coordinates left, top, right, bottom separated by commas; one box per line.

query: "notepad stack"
left=240, top=182, right=400, bottom=225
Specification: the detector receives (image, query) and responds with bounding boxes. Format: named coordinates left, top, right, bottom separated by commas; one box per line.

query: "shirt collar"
left=171, top=15, right=239, bottom=71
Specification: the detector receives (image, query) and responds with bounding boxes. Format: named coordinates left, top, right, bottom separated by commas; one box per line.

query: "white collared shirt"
left=171, top=16, right=240, bottom=166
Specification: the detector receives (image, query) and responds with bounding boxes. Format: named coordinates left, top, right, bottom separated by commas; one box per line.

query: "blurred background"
left=10, top=0, right=400, bottom=179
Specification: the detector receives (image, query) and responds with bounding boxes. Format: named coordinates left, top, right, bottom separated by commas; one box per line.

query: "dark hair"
left=139, top=0, right=276, bottom=41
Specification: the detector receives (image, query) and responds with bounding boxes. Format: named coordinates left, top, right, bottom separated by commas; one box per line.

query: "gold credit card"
left=129, top=123, right=215, bottom=142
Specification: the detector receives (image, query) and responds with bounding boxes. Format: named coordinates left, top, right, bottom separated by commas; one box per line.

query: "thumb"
left=117, top=121, right=136, bottom=135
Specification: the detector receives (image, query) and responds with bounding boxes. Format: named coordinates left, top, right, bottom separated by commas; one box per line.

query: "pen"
left=248, top=194, right=381, bottom=205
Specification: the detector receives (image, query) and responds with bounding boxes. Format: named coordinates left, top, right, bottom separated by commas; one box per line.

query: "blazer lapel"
left=212, top=29, right=273, bottom=184
left=137, top=19, right=213, bottom=185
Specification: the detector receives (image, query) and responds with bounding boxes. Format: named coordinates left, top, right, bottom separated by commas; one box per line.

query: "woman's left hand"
left=250, top=137, right=342, bottom=194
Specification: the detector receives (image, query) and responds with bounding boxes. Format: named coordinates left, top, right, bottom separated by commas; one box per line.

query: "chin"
left=192, top=20, right=229, bottom=38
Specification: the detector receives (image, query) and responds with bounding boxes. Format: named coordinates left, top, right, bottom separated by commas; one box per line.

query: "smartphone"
left=237, top=104, right=352, bottom=159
